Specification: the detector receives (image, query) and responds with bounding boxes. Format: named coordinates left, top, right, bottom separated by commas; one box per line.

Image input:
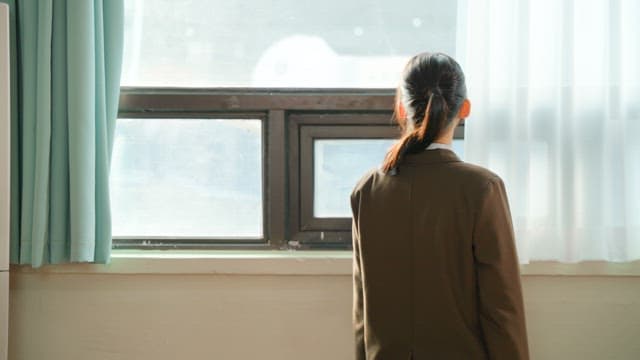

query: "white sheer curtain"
left=458, top=0, right=640, bottom=263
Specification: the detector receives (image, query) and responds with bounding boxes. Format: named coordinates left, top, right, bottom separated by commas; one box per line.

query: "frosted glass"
left=314, top=139, right=394, bottom=218
left=121, top=0, right=458, bottom=88
left=451, top=139, right=464, bottom=160
left=110, top=119, right=262, bottom=238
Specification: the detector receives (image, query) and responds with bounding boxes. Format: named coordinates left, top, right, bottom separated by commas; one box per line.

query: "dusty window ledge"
left=9, top=250, right=640, bottom=276
left=10, top=250, right=353, bottom=276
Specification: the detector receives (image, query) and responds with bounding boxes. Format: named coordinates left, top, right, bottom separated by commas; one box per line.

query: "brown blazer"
left=350, top=148, right=529, bottom=360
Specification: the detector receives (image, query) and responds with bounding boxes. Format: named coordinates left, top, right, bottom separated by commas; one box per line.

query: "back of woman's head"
left=381, top=52, right=467, bottom=175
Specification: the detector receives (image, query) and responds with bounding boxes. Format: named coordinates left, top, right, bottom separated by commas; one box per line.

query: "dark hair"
left=381, top=52, right=467, bottom=175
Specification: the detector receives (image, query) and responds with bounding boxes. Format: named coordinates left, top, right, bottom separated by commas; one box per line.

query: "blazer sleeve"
left=350, top=190, right=366, bottom=360
left=472, top=177, right=530, bottom=360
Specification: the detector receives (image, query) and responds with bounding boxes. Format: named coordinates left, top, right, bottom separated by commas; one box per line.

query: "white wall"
left=7, top=272, right=640, bottom=360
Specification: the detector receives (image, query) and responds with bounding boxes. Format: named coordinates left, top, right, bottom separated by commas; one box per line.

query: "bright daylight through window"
left=110, top=0, right=639, bottom=261
left=119, top=0, right=458, bottom=88
left=110, top=119, right=262, bottom=238
left=110, top=0, right=460, bottom=247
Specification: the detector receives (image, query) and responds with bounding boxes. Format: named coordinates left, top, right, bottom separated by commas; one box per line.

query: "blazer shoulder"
left=350, top=166, right=379, bottom=200
left=453, top=161, right=505, bottom=188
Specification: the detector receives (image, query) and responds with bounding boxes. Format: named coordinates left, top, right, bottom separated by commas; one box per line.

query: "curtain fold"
left=3, top=0, right=124, bottom=267
left=459, top=0, right=640, bottom=262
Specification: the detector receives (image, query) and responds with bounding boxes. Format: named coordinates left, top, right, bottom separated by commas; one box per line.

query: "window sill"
left=10, top=250, right=640, bottom=276
left=11, top=250, right=353, bottom=276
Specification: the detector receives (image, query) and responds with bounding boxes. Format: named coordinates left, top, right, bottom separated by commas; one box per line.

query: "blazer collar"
left=402, top=148, right=462, bottom=164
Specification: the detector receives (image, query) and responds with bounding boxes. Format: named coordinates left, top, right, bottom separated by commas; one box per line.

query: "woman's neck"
left=433, top=119, right=460, bottom=144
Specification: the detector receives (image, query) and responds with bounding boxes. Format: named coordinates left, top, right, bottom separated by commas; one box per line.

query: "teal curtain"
left=2, top=0, right=124, bottom=268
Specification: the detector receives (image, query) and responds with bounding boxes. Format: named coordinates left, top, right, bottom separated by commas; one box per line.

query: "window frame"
left=289, top=114, right=464, bottom=249
left=113, top=87, right=395, bottom=250
left=111, top=111, right=267, bottom=249
left=288, top=114, right=399, bottom=249
left=114, top=87, right=463, bottom=250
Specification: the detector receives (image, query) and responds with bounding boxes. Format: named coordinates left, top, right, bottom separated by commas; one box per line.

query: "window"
left=112, top=1, right=463, bottom=249
left=286, top=114, right=464, bottom=248
left=121, top=0, right=458, bottom=88
left=110, top=118, right=263, bottom=241
left=314, top=138, right=396, bottom=218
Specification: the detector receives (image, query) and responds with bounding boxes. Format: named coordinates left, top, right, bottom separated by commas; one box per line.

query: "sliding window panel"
left=288, top=112, right=400, bottom=247
left=300, top=126, right=399, bottom=232
left=110, top=116, right=265, bottom=247
left=314, top=138, right=397, bottom=218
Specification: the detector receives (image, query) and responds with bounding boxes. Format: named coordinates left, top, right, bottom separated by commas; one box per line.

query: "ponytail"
left=381, top=89, right=449, bottom=175
left=380, top=52, right=466, bottom=175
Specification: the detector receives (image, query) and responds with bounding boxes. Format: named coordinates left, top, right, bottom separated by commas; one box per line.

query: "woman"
left=350, top=52, right=529, bottom=359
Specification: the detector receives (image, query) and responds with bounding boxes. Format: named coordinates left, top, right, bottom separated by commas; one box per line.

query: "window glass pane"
left=122, top=0, right=458, bottom=88
left=452, top=138, right=464, bottom=160
left=314, top=139, right=395, bottom=217
left=314, top=138, right=465, bottom=218
left=110, top=118, right=262, bottom=238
